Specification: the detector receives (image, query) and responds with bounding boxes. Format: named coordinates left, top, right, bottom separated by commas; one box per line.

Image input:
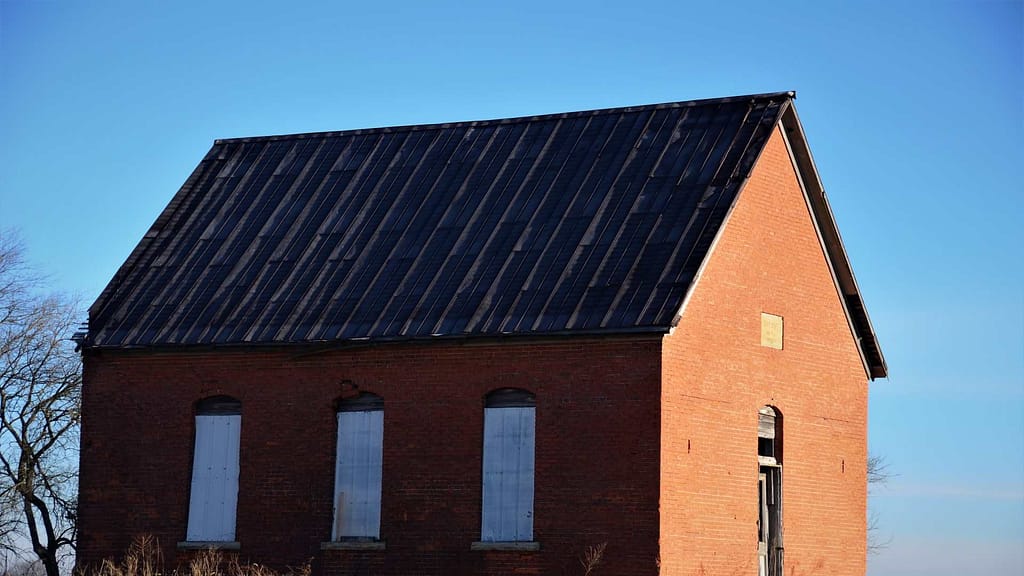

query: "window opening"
left=481, top=388, right=535, bottom=542
left=757, top=406, right=783, bottom=576
left=333, top=392, right=384, bottom=541
left=186, top=396, right=241, bottom=542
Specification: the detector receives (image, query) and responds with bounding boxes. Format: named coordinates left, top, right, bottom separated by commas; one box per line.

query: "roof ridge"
left=214, top=91, right=796, bottom=145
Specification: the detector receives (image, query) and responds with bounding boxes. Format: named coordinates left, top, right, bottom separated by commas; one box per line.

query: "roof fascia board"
left=779, top=106, right=888, bottom=379
left=779, top=125, right=872, bottom=380
left=668, top=100, right=795, bottom=335
left=80, top=327, right=667, bottom=358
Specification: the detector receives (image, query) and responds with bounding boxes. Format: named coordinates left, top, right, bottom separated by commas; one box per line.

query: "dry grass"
left=86, top=537, right=310, bottom=576
left=579, top=541, right=607, bottom=576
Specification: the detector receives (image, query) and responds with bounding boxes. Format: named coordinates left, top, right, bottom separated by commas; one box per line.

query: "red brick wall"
left=659, top=127, right=870, bottom=576
left=78, top=335, right=663, bottom=576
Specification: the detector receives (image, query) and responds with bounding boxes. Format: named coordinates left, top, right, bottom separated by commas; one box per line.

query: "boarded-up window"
left=481, top=389, right=535, bottom=542
left=186, top=396, right=241, bottom=542
left=333, top=393, right=384, bottom=540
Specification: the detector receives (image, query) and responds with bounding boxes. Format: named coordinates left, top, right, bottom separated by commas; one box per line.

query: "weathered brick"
left=78, top=337, right=664, bottom=575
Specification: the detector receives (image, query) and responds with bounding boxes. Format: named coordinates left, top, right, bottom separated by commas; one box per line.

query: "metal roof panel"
left=87, top=93, right=794, bottom=347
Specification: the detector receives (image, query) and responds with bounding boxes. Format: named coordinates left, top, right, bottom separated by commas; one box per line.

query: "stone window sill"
left=321, top=541, right=386, bottom=550
left=471, top=541, right=540, bottom=551
left=176, top=541, right=241, bottom=550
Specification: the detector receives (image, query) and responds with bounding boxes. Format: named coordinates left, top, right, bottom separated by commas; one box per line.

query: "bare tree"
left=867, top=453, right=891, bottom=554
left=3, top=557, right=46, bottom=576
left=867, top=454, right=889, bottom=487
left=0, top=232, right=80, bottom=576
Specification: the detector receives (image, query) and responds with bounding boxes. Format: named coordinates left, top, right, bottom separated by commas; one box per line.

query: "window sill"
left=321, top=541, right=386, bottom=551
left=471, top=541, right=540, bottom=551
left=176, top=541, right=241, bottom=550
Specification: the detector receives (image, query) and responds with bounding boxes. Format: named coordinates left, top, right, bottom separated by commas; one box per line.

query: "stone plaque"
left=761, top=313, right=783, bottom=350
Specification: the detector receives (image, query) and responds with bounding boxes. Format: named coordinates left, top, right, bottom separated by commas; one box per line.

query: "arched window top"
left=485, top=388, right=535, bottom=408
left=758, top=405, right=781, bottom=462
left=758, top=405, right=779, bottom=439
left=196, top=395, right=241, bottom=415
left=337, top=392, right=384, bottom=412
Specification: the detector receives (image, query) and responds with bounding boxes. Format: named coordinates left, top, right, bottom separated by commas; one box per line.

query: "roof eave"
left=779, top=106, right=888, bottom=380
left=79, top=325, right=671, bottom=355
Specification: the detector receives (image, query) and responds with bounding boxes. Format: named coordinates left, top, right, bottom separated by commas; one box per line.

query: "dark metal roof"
left=87, top=93, right=795, bottom=348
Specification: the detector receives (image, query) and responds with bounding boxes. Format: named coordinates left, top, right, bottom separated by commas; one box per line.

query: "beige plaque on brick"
left=761, top=313, right=783, bottom=349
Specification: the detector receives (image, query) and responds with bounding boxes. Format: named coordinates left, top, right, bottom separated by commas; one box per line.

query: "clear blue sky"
left=2, top=1, right=1021, bottom=573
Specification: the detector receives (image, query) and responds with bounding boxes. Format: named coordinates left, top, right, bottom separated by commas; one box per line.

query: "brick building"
left=77, top=92, right=886, bottom=576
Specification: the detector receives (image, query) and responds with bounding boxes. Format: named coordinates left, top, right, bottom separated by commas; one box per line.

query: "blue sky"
left=1, top=1, right=1021, bottom=573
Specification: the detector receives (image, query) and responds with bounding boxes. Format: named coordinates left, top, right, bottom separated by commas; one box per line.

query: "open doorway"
left=757, top=406, right=783, bottom=576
